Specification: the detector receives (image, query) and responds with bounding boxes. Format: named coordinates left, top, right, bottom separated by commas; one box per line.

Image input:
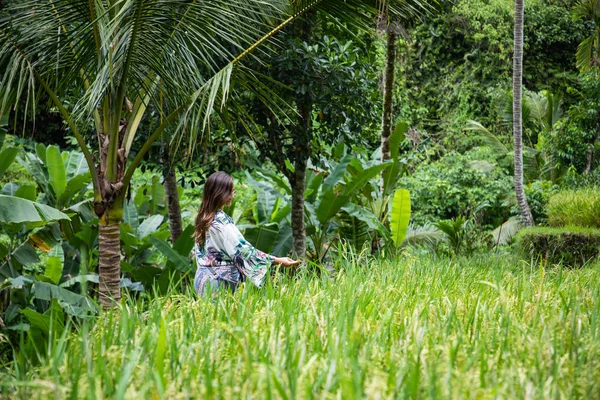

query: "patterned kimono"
left=193, top=210, right=274, bottom=296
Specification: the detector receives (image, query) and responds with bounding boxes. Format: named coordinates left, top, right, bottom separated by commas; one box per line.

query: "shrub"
left=400, top=148, right=513, bottom=227
left=546, top=189, right=600, bottom=228
left=516, top=226, right=600, bottom=267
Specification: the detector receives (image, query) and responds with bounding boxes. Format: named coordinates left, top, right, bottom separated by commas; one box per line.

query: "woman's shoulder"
left=212, top=209, right=235, bottom=226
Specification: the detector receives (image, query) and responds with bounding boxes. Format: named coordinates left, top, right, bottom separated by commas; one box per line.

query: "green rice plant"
left=516, top=226, right=600, bottom=267
left=1, top=253, right=600, bottom=399
left=546, top=189, right=600, bottom=228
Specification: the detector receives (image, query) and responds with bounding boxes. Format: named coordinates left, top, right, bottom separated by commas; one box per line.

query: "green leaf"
left=2, top=182, right=19, bottom=196
left=46, top=145, right=67, bottom=201
left=60, top=274, right=99, bottom=288
left=321, top=155, right=352, bottom=194
left=284, top=159, right=295, bottom=174
left=30, top=223, right=66, bottom=252
left=0, top=147, right=18, bottom=179
left=390, top=121, right=408, bottom=159
left=341, top=163, right=388, bottom=197
left=464, top=120, right=509, bottom=155
left=255, top=188, right=278, bottom=224
left=576, top=34, right=595, bottom=73
left=154, top=318, right=168, bottom=388
left=315, top=164, right=388, bottom=225
left=0, top=195, right=69, bottom=225
left=342, top=203, right=388, bottom=238
left=137, top=215, right=163, bottom=240
left=64, top=151, right=89, bottom=180
left=21, top=308, right=59, bottom=337
left=148, top=237, right=193, bottom=273
left=58, top=173, right=90, bottom=208
left=242, top=223, right=279, bottom=254
left=0, top=195, right=70, bottom=227
left=33, top=281, right=97, bottom=314
left=383, top=159, right=406, bottom=197
left=44, top=246, right=64, bottom=284
left=35, top=143, right=47, bottom=164
left=14, top=184, right=37, bottom=201
left=67, top=199, right=96, bottom=222
left=271, top=223, right=293, bottom=257
left=173, top=225, right=196, bottom=257
left=390, top=189, right=411, bottom=247
left=12, top=242, right=40, bottom=268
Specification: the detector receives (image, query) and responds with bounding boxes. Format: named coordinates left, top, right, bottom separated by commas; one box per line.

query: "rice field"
left=2, top=252, right=600, bottom=399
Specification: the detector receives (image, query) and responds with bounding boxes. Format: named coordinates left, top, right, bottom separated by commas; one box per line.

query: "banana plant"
left=238, top=174, right=293, bottom=256
left=0, top=195, right=97, bottom=330
left=249, top=154, right=389, bottom=260
left=17, top=144, right=91, bottom=210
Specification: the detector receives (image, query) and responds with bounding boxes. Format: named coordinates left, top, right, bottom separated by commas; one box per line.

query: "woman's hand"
left=273, top=257, right=300, bottom=267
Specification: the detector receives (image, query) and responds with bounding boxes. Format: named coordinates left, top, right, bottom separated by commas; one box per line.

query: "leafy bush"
left=516, top=226, right=600, bottom=267
left=562, top=167, right=600, bottom=190
left=400, top=148, right=513, bottom=227
left=546, top=189, right=600, bottom=228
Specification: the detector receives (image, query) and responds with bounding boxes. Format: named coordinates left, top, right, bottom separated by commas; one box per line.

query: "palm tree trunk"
left=381, top=30, right=397, bottom=163
left=513, top=0, right=534, bottom=226
left=98, top=208, right=122, bottom=306
left=163, top=165, right=183, bottom=242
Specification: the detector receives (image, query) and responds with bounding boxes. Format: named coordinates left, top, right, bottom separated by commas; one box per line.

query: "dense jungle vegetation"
left=0, top=0, right=599, bottom=398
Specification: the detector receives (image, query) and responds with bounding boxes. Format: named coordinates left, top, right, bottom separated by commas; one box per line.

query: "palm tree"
left=513, top=0, right=534, bottom=226
left=574, top=0, right=600, bottom=72
left=0, top=0, right=388, bottom=307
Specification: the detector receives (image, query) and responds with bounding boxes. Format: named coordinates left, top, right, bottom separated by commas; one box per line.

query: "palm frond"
left=464, top=120, right=510, bottom=154
left=404, top=223, right=443, bottom=247
left=491, top=218, right=521, bottom=246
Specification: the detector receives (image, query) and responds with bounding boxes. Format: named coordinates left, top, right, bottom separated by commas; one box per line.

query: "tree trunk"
left=163, top=165, right=183, bottom=242
left=291, top=154, right=307, bottom=260
left=98, top=216, right=121, bottom=306
left=289, top=14, right=313, bottom=260
left=513, top=0, right=534, bottom=226
left=381, top=30, right=397, bottom=163
left=584, top=131, right=599, bottom=174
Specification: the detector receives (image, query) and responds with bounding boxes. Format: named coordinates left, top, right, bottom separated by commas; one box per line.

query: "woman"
left=193, top=171, right=299, bottom=296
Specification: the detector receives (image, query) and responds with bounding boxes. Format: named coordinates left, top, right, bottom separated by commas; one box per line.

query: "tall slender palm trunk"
left=381, top=30, right=397, bottom=163
left=513, top=0, right=534, bottom=226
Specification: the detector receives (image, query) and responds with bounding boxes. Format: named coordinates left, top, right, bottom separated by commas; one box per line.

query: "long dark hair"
left=194, top=172, right=234, bottom=244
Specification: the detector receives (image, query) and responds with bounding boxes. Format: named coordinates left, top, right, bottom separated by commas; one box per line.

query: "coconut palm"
left=0, top=0, right=400, bottom=307
left=574, top=0, right=600, bottom=72
left=513, top=0, right=534, bottom=226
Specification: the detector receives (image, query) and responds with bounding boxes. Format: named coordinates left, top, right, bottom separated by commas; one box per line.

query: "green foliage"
left=16, top=145, right=91, bottom=210
left=546, top=189, right=600, bottom=228
left=0, top=195, right=70, bottom=227
left=399, top=0, right=590, bottom=151
left=400, top=147, right=513, bottom=227
left=516, top=226, right=600, bottom=267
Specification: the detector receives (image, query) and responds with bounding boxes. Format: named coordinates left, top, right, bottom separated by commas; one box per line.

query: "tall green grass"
left=547, top=189, right=600, bottom=228
left=2, top=252, right=600, bottom=399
